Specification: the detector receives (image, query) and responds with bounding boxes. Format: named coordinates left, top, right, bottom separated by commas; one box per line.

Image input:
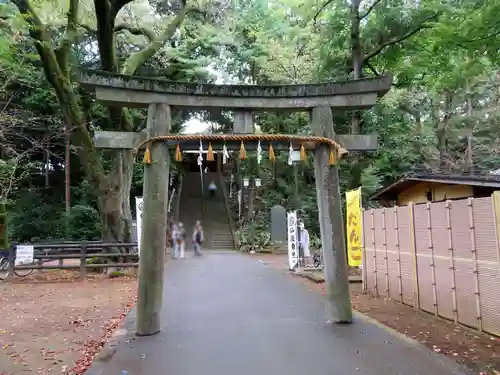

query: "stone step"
left=211, top=239, right=234, bottom=243
left=211, top=243, right=234, bottom=246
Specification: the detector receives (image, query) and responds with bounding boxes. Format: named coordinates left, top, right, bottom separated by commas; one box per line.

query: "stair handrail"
left=199, top=162, right=206, bottom=214
left=168, top=188, right=176, bottom=213
left=219, top=169, right=238, bottom=249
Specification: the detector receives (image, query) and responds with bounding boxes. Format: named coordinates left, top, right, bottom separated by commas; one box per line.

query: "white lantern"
left=243, top=177, right=250, bottom=187
left=255, top=178, right=262, bottom=187
left=290, top=150, right=301, bottom=163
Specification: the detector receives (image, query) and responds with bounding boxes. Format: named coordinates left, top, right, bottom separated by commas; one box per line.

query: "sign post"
left=346, top=188, right=362, bottom=267
left=287, top=211, right=299, bottom=270
left=15, top=245, right=34, bottom=266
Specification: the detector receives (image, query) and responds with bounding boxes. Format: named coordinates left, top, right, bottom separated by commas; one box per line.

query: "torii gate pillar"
left=311, top=106, right=352, bottom=323
left=136, top=103, right=171, bottom=336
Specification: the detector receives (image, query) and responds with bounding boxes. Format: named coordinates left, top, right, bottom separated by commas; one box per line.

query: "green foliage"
left=224, top=0, right=500, bottom=241
left=86, top=256, right=105, bottom=274
left=66, top=205, right=101, bottom=241
left=236, top=222, right=270, bottom=252
left=1, top=0, right=500, bottom=247
left=8, top=190, right=100, bottom=243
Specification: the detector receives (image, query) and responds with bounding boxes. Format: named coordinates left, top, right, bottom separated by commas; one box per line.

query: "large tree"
left=7, top=0, right=220, bottom=242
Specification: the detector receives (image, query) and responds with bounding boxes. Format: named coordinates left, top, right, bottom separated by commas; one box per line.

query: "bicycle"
left=0, top=250, right=34, bottom=280
left=313, top=249, right=323, bottom=268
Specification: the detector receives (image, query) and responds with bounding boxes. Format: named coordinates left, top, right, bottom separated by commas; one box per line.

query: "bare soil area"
left=257, top=253, right=500, bottom=375
left=0, top=269, right=137, bottom=375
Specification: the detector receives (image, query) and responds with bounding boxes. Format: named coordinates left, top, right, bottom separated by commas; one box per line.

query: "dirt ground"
left=0, top=269, right=137, bottom=375
left=257, top=253, right=500, bottom=375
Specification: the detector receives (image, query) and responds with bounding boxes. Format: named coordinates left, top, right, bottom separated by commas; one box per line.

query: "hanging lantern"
left=243, top=177, right=250, bottom=187
left=255, top=178, right=262, bottom=187
left=290, top=150, right=301, bottom=163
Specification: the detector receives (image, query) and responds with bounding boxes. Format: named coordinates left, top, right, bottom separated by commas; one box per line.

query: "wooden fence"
left=362, top=192, right=500, bottom=337
left=4, top=241, right=138, bottom=280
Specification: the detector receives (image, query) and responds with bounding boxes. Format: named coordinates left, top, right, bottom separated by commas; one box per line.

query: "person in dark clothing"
left=192, top=221, right=204, bottom=256
left=208, top=180, right=217, bottom=199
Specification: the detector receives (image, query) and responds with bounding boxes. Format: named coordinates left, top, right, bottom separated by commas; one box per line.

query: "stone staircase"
left=178, top=173, right=203, bottom=242
left=179, top=171, right=235, bottom=250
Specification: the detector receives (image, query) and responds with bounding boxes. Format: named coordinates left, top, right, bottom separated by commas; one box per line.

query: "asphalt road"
left=86, top=251, right=472, bottom=375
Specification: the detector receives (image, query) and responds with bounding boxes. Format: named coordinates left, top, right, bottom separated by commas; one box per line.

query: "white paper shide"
left=15, top=245, right=34, bottom=266
left=135, top=197, right=143, bottom=255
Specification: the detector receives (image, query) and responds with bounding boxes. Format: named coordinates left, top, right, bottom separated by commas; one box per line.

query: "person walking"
left=192, top=220, right=204, bottom=256
left=171, top=222, right=179, bottom=259
left=177, top=222, right=186, bottom=259
left=299, top=221, right=311, bottom=267
left=208, top=180, right=217, bottom=199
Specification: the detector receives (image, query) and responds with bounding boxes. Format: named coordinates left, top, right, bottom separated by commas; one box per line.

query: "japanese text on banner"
left=346, top=188, right=362, bottom=267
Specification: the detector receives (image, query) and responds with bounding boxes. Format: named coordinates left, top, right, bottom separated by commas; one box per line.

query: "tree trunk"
left=349, top=0, right=363, bottom=188
left=13, top=0, right=195, bottom=250
left=98, top=151, right=134, bottom=244
left=436, top=90, right=452, bottom=170
left=350, top=0, right=362, bottom=135
left=465, top=80, right=474, bottom=173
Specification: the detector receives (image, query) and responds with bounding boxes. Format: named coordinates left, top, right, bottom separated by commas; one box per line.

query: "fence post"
left=80, top=241, right=87, bottom=281
left=8, top=244, right=15, bottom=278
left=467, top=198, right=483, bottom=331
left=382, top=208, right=390, bottom=296
left=361, top=208, right=368, bottom=293
left=426, top=202, right=438, bottom=315
left=492, top=192, right=500, bottom=276
left=408, top=203, right=420, bottom=309
left=445, top=200, right=458, bottom=323
left=394, top=207, right=403, bottom=302
left=370, top=210, right=378, bottom=296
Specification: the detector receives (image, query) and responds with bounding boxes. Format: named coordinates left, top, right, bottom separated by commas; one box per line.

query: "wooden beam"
left=93, top=131, right=378, bottom=151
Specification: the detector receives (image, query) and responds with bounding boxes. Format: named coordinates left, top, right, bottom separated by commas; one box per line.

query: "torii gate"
left=79, top=70, right=392, bottom=336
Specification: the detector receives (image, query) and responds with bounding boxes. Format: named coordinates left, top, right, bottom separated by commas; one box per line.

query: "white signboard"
left=135, top=197, right=143, bottom=255
left=287, top=211, right=299, bottom=270
left=15, top=245, right=34, bottom=266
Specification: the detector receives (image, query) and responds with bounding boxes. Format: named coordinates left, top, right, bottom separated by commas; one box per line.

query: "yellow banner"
left=346, top=188, right=362, bottom=267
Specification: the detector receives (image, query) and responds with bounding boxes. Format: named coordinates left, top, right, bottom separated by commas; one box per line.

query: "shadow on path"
left=86, top=252, right=472, bottom=375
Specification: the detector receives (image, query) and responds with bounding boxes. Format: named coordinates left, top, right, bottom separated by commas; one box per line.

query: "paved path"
left=87, top=252, right=472, bottom=375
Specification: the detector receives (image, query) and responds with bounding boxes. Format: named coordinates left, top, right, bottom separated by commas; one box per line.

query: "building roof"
left=371, top=172, right=500, bottom=201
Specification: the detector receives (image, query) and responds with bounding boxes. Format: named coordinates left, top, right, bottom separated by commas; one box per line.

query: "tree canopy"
left=0, top=0, right=499, bottom=243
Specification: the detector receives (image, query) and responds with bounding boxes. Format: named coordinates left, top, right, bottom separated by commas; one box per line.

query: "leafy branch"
left=363, top=12, right=440, bottom=64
